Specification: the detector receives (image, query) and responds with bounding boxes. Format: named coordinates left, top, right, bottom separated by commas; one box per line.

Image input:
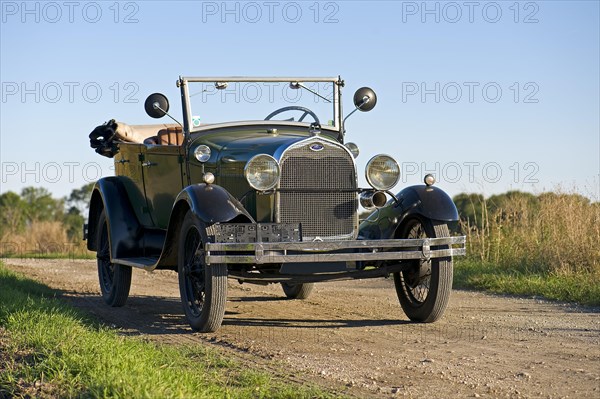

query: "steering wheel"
left=264, top=106, right=320, bottom=124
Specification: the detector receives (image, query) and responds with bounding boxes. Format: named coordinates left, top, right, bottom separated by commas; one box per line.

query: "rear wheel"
left=393, top=218, right=453, bottom=323
left=281, top=283, right=314, bottom=299
left=96, top=210, right=132, bottom=307
left=178, top=210, right=227, bottom=332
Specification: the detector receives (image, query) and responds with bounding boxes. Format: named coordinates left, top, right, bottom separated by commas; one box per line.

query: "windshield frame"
left=178, top=76, right=343, bottom=135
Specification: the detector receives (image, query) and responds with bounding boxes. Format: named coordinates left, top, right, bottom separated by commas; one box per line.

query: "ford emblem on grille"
left=310, top=143, right=324, bottom=151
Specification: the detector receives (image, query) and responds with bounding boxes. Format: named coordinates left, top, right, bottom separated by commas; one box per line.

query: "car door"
left=140, top=143, right=184, bottom=229
left=114, top=143, right=154, bottom=227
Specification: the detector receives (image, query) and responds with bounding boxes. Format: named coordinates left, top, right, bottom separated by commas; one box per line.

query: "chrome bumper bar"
left=204, top=236, right=466, bottom=265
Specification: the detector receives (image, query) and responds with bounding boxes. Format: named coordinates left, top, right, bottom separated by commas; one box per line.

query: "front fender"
left=358, top=185, right=458, bottom=240
left=174, top=183, right=254, bottom=224
left=154, top=183, right=255, bottom=269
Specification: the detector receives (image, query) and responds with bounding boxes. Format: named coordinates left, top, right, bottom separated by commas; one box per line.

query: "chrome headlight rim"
left=244, top=154, right=280, bottom=191
left=365, top=154, right=401, bottom=191
left=194, top=145, right=211, bottom=163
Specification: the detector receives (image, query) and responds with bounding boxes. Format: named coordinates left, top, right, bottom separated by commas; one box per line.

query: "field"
left=453, top=190, right=600, bottom=305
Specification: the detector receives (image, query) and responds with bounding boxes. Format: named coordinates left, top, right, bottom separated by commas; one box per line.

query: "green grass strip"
left=0, top=263, right=333, bottom=399
left=455, top=259, right=600, bottom=306
left=0, top=252, right=96, bottom=260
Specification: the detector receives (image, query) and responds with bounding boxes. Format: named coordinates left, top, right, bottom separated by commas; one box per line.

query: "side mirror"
left=353, top=87, right=377, bottom=112
left=144, top=93, right=170, bottom=119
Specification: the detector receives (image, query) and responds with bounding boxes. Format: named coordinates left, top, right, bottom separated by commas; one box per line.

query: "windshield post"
left=179, top=77, right=193, bottom=186
left=179, top=77, right=191, bottom=137
left=334, top=78, right=343, bottom=140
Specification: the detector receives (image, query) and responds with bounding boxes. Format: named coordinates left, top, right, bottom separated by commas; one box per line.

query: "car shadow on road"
left=61, top=291, right=192, bottom=336
left=228, top=295, right=289, bottom=302
left=222, top=317, right=410, bottom=329
left=60, top=290, right=412, bottom=336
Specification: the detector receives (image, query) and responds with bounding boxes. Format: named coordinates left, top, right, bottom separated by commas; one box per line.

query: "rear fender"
left=358, top=185, right=458, bottom=240
left=86, top=177, right=144, bottom=258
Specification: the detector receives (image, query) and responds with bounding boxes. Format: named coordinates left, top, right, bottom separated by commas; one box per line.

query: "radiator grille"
left=278, top=139, right=357, bottom=241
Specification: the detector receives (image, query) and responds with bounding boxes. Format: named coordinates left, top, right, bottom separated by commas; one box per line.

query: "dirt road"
left=3, top=259, right=599, bottom=398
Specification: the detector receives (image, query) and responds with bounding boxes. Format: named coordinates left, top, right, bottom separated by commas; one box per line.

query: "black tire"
left=96, top=210, right=132, bottom=307
left=178, top=210, right=227, bottom=332
left=393, top=218, right=453, bottom=323
left=281, top=283, right=314, bottom=299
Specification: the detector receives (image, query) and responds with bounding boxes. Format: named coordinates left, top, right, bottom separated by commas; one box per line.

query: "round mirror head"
left=144, top=93, right=170, bottom=118
left=353, top=87, right=377, bottom=112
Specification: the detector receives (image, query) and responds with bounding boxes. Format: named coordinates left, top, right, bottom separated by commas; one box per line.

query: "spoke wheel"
left=393, top=218, right=453, bottom=323
left=178, top=210, right=227, bottom=332
left=97, top=210, right=131, bottom=307
left=281, top=283, right=314, bottom=299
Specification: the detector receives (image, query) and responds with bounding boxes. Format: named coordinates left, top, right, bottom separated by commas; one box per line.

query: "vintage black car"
left=85, top=76, right=465, bottom=332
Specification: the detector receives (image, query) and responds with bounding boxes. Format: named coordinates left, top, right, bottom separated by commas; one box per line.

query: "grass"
left=0, top=263, right=334, bottom=399
left=455, top=190, right=600, bottom=306
left=454, top=259, right=600, bottom=306
left=0, top=251, right=96, bottom=260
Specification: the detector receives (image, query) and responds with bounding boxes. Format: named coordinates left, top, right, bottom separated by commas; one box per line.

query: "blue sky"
left=1, top=0, right=599, bottom=200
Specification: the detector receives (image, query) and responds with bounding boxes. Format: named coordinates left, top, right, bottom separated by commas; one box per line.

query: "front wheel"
left=178, top=210, right=227, bottom=332
left=281, top=283, right=314, bottom=299
left=393, top=218, right=453, bottom=323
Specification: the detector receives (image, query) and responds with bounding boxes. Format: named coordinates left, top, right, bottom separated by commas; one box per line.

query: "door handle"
left=142, top=161, right=157, bottom=167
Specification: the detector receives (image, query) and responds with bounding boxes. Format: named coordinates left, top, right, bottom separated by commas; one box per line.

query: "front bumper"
left=204, top=223, right=466, bottom=265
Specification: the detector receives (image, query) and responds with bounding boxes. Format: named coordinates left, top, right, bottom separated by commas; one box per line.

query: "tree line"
left=1, top=185, right=596, bottom=244
left=0, top=183, right=94, bottom=242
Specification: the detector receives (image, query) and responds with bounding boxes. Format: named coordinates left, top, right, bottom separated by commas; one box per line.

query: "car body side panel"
left=141, top=144, right=184, bottom=229
left=358, top=185, right=459, bottom=240
left=113, top=143, right=153, bottom=226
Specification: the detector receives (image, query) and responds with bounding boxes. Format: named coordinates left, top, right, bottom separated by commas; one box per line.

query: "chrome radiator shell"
left=276, top=137, right=358, bottom=241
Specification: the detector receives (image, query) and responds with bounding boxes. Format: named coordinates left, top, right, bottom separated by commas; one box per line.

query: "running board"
left=113, top=257, right=159, bottom=268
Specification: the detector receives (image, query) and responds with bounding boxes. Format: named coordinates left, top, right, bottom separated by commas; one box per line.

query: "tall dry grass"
left=462, top=192, right=600, bottom=276
left=0, top=221, right=89, bottom=257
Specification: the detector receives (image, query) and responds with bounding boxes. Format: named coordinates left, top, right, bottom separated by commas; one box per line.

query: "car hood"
left=190, top=126, right=340, bottom=165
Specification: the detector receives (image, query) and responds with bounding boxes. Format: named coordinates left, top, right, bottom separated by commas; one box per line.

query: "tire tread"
left=394, top=219, right=453, bottom=323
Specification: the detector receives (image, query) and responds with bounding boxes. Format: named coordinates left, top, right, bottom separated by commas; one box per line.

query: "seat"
left=114, top=122, right=183, bottom=145
left=157, top=126, right=184, bottom=145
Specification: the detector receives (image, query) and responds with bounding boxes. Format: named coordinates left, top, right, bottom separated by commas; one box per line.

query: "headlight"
left=194, top=145, right=211, bottom=162
left=244, top=154, right=280, bottom=191
left=365, top=154, right=400, bottom=191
